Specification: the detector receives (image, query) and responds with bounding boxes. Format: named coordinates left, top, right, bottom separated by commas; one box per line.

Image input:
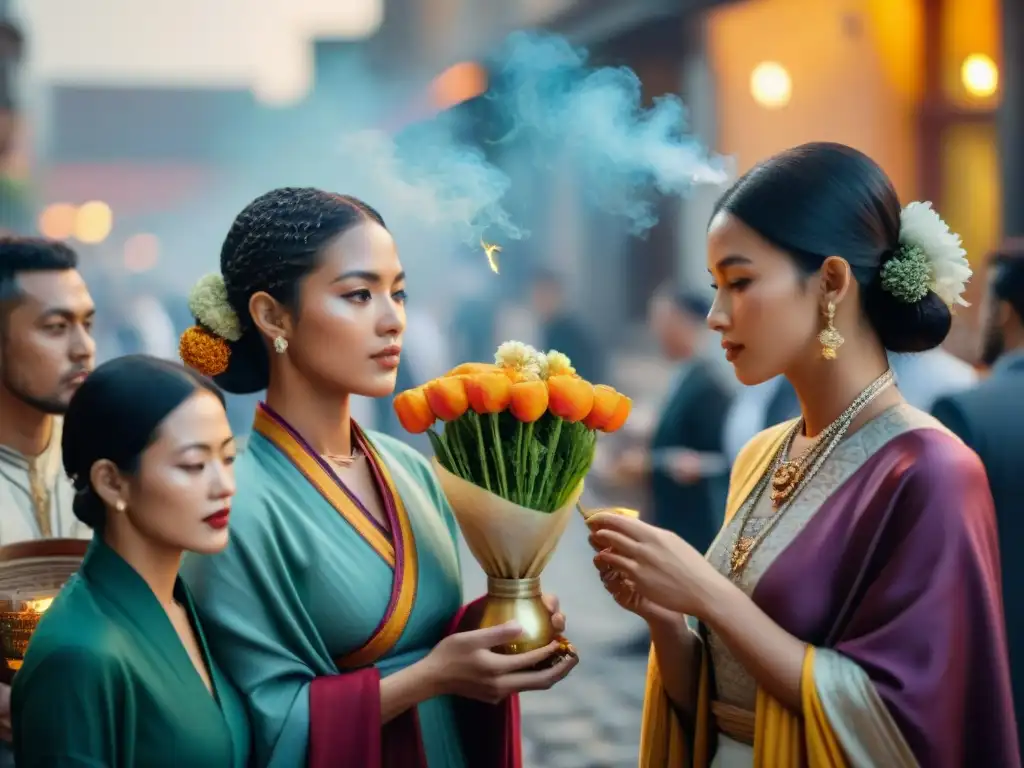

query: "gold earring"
left=273, top=336, right=288, bottom=354
left=818, top=301, right=844, bottom=360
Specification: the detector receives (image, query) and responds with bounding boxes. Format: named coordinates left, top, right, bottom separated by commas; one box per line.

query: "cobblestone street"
left=458, top=497, right=649, bottom=768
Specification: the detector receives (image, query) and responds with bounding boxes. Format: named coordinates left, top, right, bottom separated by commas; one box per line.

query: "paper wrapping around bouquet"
left=432, top=458, right=582, bottom=579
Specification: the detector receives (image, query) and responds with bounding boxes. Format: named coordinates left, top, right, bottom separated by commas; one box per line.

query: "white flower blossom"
left=494, top=341, right=543, bottom=380
left=898, top=201, right=973, bottom=308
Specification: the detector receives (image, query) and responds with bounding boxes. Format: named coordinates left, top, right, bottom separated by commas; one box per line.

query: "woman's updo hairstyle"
left=179, top=187, right=386, bottom=394
left=712, top=142, right=953, bottom=353
left=62, top=355, right=225, bottom=530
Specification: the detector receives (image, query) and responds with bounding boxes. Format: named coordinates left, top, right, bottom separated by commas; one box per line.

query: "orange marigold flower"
left=393, top=388, right=435, bottom=433
left=509, top=380, right=548, bottom=422
left=547, top=375, right=595, bottom=423
left=446, top=362, right=500, bottom=377
left=425, top=377, right=469, bottom=421
left=179, top=326, right=230, bottom=377
left=464, top=373, right=512, bottom=414
left=582, top=385, right=621, bottom=430
left=601, top=394, right=632, bottom=433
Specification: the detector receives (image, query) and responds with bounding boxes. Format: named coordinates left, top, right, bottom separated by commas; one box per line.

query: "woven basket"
left=0, top=539, right=88, bottom=667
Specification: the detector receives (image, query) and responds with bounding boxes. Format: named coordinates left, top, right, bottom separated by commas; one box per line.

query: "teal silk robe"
left=182, top=404, right=517, bottom=768
left=11, top=539, right=252, bottom=767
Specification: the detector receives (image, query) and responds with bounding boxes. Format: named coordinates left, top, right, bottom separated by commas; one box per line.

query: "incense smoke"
left=328, top=31, right=727, bottom=246
left=488, top=32, right=729, bottom=235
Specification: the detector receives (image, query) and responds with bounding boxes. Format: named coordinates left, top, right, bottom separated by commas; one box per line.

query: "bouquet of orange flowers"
left=394, top=342, right=630, bottom=655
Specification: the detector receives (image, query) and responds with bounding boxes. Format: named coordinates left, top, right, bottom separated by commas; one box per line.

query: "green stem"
left=448, top=421, right=472, bottom=478
left=513, top=421, right=524, bottom=505
left=534, top=418, right=563, bottom=511
left=490, top=413, right=509, bottom=499
left=430, top=428, right=457, bottom=472
left=471, top=413, right=492, bottom=492
left=524, top=422, right=538, bottom=504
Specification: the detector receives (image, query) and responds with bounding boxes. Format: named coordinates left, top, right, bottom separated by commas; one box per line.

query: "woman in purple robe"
left=588, top=143, right=1020, bottom=767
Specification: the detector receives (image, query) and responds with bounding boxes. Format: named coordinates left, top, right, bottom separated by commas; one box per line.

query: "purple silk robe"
left=708, top=407, right=1020, bottom=766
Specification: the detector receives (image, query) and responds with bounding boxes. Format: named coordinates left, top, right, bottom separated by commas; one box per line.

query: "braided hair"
left=212, top=188, right=387, bottom=394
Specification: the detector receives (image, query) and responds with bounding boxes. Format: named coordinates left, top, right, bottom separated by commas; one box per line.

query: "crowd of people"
left=0, top=142, right=1021, bottom=767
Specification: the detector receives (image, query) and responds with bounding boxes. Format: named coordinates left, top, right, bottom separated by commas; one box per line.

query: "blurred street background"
left=0, top=1, right=1019, bottom=766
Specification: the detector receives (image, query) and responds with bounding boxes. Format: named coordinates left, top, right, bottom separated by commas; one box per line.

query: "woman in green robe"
left=11, top=355, right=251, bottom=767
left=178, top=188, right=577, bottom=768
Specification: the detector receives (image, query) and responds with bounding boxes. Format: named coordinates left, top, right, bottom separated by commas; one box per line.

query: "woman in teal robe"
left=178, top=188, right=574, bottom=768
left=12, top=355, right=251, bottom=767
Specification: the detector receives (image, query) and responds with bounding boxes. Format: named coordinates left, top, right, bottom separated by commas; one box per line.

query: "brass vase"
left=475, top=577, right=554, bottom=654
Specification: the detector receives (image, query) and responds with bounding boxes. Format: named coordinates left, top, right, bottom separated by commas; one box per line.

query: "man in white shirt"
left=0, top=237, right=95, bottom=751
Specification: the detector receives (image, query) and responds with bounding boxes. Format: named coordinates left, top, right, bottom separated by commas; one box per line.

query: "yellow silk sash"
left=638, top=420, right=848, bottom=767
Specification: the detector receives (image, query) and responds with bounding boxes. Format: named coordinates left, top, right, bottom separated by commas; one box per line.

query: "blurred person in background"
left=612, top=285, right=732, bottom=552
left=888, top=346, right=977, bottom=412
left=0, top=237, right=95, bottom=764
left=531, top=267, right=606, bottom=383
left=590, top=144, right=1017, bottom=766
left=13, top=356, right=251, bottom=768
left=178, top=188, right=575, bottom=768
left=932, top=240, right=1024, bottom=745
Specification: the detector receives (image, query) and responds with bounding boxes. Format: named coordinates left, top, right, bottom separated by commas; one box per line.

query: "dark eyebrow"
left=39, top=306, right=96, bottom=322
left=711, top=254, right=753, bottom=271
left=177, top=437, right=236, bottom=455
left=332, top=270, right=406, bottom=284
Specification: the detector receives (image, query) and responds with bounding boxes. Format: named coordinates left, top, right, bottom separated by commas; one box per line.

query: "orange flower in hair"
left=393, top=388, right=435, bottom=433
left=179, top=326, right=230, bottom=377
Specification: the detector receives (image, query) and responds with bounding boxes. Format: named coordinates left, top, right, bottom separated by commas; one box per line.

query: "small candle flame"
left=24, top=597, right=53, bottom=613
left=481, top=239, right=502, bottom=274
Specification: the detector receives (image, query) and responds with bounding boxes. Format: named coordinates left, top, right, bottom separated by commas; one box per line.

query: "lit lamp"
left=750, top=61, right=792, bottom=109
left=74, top=200, right=113, bottom=245
left=961, top=53, right=999, bottom=98
left=0, top=539, right=88, bottom=683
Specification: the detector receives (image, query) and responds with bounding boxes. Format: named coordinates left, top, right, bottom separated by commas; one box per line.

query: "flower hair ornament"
left=880, top=201, right=973, bottom=308
left=179, top=273, right=242, bottom=377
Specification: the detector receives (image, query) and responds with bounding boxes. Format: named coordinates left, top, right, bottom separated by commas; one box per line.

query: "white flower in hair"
left=897, top=201, right=973, bottom=308
left=188, top=273, right=243, bottom=341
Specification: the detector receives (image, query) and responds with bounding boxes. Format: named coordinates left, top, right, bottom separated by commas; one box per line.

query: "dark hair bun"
left=861, top=279, right=952, bottom=353
left=214, top=327, right=270, bottom=395
left=63, top=355, right=225, bottom=529
left=713, top=142, right=955, bottom=354
left=71, top=487, right=106, bottom=530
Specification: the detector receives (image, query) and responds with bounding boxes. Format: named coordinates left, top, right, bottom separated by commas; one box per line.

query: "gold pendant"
left=730, top=537, right=755, bottom=575
left=769, top=461, right=803, bottom=507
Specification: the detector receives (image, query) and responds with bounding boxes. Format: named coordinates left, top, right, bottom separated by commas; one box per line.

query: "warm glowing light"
left=431, top=62, right=489, bottom=111
left=481, top=240, right=502, bottom=274
left=37, top=203, right=77, bottom=240
left=750, top=62, right=792, bottom=109
left=123, top=233, right=160, bottom=273
left=961, top=54, right=999, bottom=98
left=74, top=201, right=113, bottom=244
left=24, top=597, right=53, bottom=613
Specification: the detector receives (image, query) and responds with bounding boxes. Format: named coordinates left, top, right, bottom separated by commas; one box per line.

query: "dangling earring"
left=818, top=301, right=844, bottom=360
left=273, top=336, right=288, bottom=354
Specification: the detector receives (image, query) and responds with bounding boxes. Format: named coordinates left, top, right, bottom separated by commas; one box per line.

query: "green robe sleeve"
left=12, top=646, right=122, bottom=768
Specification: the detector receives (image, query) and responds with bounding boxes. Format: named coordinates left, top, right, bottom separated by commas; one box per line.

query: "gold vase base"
left=471, top=577, right=575, bottom=661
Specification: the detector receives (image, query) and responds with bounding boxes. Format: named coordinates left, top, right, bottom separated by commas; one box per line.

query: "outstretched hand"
left=589, top=512, right=723, bottom=618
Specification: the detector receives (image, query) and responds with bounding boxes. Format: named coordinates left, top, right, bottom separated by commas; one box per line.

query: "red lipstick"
left=204, top=509, right=230, bottom=530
